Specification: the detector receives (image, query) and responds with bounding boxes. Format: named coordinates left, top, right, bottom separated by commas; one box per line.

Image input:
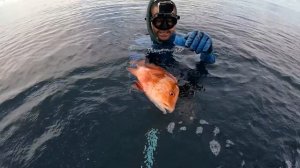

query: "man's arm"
left=174, top=32, right=216, bottom=64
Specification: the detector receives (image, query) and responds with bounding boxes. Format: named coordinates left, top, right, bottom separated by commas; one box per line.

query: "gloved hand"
left=185, top=31, right=213, bottom=54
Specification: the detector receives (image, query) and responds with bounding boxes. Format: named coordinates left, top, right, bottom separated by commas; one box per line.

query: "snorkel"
left=146, top=0, right=160, bottom=43
left=145, top=0, right=179, bottom=44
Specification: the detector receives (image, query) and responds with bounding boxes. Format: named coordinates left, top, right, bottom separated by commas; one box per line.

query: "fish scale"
left=127, top=60, right=179, bottom=114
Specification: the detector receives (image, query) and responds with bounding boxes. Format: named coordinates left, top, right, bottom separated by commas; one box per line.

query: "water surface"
left=1, top=0, right=300, bottom=167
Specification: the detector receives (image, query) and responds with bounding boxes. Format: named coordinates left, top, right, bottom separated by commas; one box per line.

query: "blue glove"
left=185, top=31, right=213, bottom=54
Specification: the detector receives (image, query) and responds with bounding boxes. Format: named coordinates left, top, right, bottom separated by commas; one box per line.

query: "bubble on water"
left=225, top=140, right=234, bottom=147
left=297, top=148, right=300, bottom=154
left=285, top=160, right=292, bottom=168
left=213, top=127, right=220, bottom=136
left=189, top=116, right=194, bottom=120
left=199, top=119, right=209, bottom=125
left=209, top=139, right=221, bottom=156
left=167, top=122, right=175, bottom=134
left=195, top=126, right=203, bottom=134
left=143, top=129, right=159, bottom=168
left=179, top=126, right=187, bottom=131
left=178, top=121, right=183, bottom=124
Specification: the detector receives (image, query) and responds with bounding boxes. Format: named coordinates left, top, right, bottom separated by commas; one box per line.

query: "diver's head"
left=146, top=0, right=180, bottom=42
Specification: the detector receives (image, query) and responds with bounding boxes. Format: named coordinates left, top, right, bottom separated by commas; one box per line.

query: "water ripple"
left=1, top=0, right=300, bottom=167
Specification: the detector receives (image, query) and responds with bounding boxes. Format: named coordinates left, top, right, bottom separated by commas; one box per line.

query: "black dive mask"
left=150, top=1, right=180, bottom=30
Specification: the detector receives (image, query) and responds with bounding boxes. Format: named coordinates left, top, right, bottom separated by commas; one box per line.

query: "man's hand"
left=185, top=31, right=213, bottom=54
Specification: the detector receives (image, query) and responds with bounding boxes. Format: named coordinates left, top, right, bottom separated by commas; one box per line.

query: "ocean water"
left=1, top=0, right=300, bottom=167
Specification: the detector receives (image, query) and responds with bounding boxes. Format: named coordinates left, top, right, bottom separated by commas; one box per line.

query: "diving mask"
left=150, top=1, right=180, bottom=30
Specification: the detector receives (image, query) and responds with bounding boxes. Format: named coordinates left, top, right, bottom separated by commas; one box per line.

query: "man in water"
left=129, top=0, right=216, bottom=94
left=130, top=0, right=215, bottom=66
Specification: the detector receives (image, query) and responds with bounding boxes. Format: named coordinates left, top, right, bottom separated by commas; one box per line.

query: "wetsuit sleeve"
left=174, top=33, right=216, bottom=64
left=200, top=52, right=215, bottom=64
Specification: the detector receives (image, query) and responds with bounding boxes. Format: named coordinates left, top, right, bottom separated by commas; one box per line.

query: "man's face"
left=151, top=6, right=176, bottom=41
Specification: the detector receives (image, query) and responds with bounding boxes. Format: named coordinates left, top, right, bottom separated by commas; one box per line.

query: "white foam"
left=285, top=160, right=292, bottom=168
left=213, top=127, right=220, bottom=136
left=189, top=116, right=194, bottom=120
left=209, top=139, right=221, bottom=156
left=241, top=160, right=245, bottom=167
left=225, top=139, right=235, bottom=147
left=179, top=126, right=187, bottom=131
left=178, top=121, right=183, bottom=124
left=297, top=148, right=300, bottom=154
left=195, top=127, right=203, bottom=134
left=167, top=122, right=175, bottom=134
left=199, top=119, right=209, bottom=125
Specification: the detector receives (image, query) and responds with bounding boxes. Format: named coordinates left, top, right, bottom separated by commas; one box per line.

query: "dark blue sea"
left=1, top=0, right=300, bottom=167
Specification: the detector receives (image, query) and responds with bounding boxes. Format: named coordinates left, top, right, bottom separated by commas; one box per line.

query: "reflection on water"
left=1, top=0, right=300, bottom=167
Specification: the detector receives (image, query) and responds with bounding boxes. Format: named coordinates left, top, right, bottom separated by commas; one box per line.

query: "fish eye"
left=169, top=91, right=174, bottom=96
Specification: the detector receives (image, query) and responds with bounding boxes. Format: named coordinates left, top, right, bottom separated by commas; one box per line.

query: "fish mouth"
left=166, top=107, right=175, bottom=113
left=163, top=103, right=175, bottom=113
left=153, top=101, right=175, bottom=114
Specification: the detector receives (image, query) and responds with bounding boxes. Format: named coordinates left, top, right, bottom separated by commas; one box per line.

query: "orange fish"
left=127, top=61, right=179, bottom=114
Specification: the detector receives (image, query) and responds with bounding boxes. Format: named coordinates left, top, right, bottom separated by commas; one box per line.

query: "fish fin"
left=132, top=81, right=143, bottom=92
left=146, top=65, right=166, bottom=78
left=135, top=59, right=146, bottom=67
left=166, top=73, right=178, bottom=83
left=151, top=72, right=165, bottom=79
left=145, top=63, right=176, bottom=80
left=127, top=67, right=137, bottom=77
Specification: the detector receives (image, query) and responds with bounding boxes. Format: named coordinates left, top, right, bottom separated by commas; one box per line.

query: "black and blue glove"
left=185, top=31, right=215, bottom=64
left=185, top=31, right=213, bottom=54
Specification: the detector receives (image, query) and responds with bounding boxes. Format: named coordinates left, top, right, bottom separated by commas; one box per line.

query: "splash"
left=285, top=160, right=292, bottom=168
left=213, top=127, right=220, bottom=136
left=195, top=126, right=203, bottom=134
left=241, top=160, right=245, bottom=167
left=167, top=122, right=175, bottom=134
left=143, top=128, right=159, bottom=168
left=225, top=139, right=235, bottom=147
left=209, top=139, right=221, bottom=156
left=179, top=126, right=187, bottom=131
left=199, top=119, right=209, bottom=125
